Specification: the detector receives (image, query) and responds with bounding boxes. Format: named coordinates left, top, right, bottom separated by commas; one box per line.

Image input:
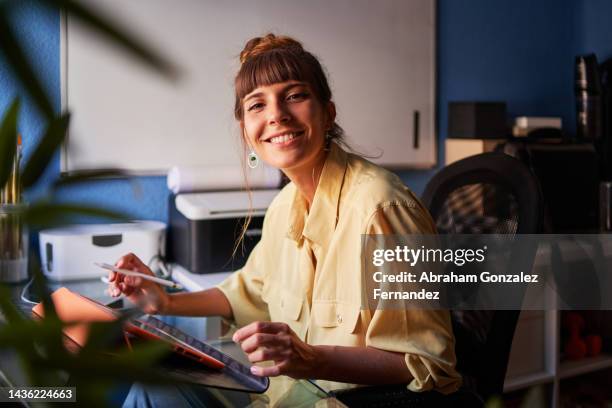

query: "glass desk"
left=1, top=279, right=345, bottom=407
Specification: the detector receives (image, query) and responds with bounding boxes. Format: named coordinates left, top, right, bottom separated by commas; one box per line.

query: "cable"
left=19, top=277, right=37, bottom=305
left=159, top=259, right=171, bottom=279
left=147, top=254, right=171, bottom=279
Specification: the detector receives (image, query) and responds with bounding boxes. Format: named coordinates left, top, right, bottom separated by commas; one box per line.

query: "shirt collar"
left=286, top=143, right=348, bottom=247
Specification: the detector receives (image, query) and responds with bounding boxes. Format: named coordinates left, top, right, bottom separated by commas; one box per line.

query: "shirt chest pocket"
left=280, top=293, right=303, bottom=321
left=312, top=302, right=361, bottom=334
left=263, top=290, right=304, bottom=326
left=277, top=293, right=305, bottom=337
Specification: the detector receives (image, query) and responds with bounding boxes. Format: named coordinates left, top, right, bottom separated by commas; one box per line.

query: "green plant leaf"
left=30, top=255, right=58, bottom=320
left=30, top=263, right=67, bottom=355
left=52, top=168, right=134, bottom=189
left=114, top=338, right=171, bottom=365
left=0, top=10, right=54, bottom=119
left=21, top=113, right=71, bottom=188
left=0, top=318, right=62, bottom=346
left=78, top=318, right=133, bottom=355
left=39, top=0, right=179, bottom=79
left=0, top=317, right=67, bottom=368
left=52, top=169, right=145, bottom=201
left=0, top=285, right=25, bottom=324
left=0, top=98, right=19, bottom=189
left=78, top=308, right=158, bottom=356
left=23, top=202, right=130, bottom=229
left=32, top=352, right=175, bottom=385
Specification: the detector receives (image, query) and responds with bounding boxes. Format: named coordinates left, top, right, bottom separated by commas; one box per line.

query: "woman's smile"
left=264, top=130, right=305, bottom=146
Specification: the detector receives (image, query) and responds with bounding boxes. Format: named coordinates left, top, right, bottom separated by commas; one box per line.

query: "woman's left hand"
left=233, top=321, right=319, bottom=378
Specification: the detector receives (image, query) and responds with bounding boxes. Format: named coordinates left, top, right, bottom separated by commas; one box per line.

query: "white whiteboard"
left=61, top=0, right=436, bottom=174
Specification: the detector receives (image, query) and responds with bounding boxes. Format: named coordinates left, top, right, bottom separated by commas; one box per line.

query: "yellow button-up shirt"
left=217, top=143, right=462, bottom=394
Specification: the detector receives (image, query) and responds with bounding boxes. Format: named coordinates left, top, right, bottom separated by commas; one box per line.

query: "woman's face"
left=241, top=80, right=334, bottom=173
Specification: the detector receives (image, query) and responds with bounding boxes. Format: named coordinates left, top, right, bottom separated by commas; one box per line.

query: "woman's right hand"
left=108, top=253, right=170, bottom=315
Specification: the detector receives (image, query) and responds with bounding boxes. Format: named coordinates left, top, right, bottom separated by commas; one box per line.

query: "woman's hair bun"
left=239, top=33, right=304, bottom=65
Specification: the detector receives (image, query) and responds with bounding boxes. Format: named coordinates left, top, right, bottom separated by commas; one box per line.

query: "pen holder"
left=0, top=203, right=28, bottom=283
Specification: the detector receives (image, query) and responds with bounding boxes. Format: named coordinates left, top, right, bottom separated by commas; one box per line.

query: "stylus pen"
left=95, top=262, right=183, bottom=290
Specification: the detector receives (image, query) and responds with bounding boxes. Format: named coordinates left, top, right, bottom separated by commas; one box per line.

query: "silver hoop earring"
left=248, top=150, right=259, bottom=169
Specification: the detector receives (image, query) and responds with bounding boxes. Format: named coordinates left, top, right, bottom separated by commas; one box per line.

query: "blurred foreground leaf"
left=33, top=344, right=172, bottom=384
left=115, top=338, right=172, bottom=365
left=24, top=202, right=130, bottom=228
left=521, top=385, right=546, bottom=408
left=0, top=285, right=25, bottom=324
left=53, top=168, right=135, bottom=189
left=0, top=98, right=19, bottom=188
left=53, top=168, right=145, bottom=201
left=79, top=309, right=141, bottom=355
left=30, top=260, right=65, bottom=356
left=39, top=0, right=179, bottom=79
left=0, top=317, right=64, bottom=347
left=485, top=396, right=503, bottom=408
left=22, top=113, right=71, bottom=188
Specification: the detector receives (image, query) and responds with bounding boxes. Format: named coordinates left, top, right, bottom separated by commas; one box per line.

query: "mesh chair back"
left=436, top=182, right=519, bottom=234
left=422, top=152, right=542, bottom=402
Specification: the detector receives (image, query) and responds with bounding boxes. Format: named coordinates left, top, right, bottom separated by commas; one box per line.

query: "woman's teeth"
left=269, top=133, right=299, bottom=144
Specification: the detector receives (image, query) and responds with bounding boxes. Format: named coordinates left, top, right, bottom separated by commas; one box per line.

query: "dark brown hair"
left=234, top=33, right=344, bottom=142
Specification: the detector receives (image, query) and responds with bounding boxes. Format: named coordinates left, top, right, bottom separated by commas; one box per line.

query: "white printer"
left=39, top=221, right=166, bottom=281
left=167, top=190, right=279, bottom=274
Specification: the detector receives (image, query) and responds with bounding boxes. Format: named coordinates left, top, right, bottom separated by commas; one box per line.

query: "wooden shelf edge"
left=559, top=354, right=612, bottom=380
left=504, top=371, right=555, bottom=392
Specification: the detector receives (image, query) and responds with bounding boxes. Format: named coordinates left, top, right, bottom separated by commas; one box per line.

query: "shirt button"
left=281, top=300, right=284, bottom=307
left=337, top=314, right=343, bottom=324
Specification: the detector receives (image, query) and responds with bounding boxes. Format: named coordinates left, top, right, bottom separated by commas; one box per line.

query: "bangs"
left=236, top=49, right=318, bottom=100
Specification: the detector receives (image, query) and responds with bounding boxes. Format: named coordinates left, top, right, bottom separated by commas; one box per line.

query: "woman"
left=111, top=34, right=461, bottom=395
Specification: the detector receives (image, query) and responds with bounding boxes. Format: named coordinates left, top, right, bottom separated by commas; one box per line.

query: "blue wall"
left=579, top=0, right=612, bottom=59
left=402, top=0, right=579, bottom=194
left=1, top=1, right=59, bottom=201
left=3, top=0, right=610, bottom=226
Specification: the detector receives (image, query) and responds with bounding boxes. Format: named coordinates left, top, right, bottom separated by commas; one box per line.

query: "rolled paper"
left=167, top=164, right=281, bottom=194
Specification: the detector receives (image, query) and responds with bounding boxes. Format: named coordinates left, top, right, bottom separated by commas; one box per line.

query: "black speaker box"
left=448, top=102, right=507, bottom=139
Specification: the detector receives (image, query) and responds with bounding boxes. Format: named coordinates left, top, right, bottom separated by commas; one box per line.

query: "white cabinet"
left=62, top=0, right=437, bottom=174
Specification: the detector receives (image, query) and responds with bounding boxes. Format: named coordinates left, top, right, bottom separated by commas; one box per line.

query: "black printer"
left=167, top=190, right=280, bottom=274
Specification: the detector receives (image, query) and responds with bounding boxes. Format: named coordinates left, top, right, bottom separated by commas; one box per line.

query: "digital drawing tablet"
left=133, top=315, right=269, bottom=394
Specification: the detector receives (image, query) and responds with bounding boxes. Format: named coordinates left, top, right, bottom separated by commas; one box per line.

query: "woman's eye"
left=287, top=92, right=308, bottom=101
left=247, top=102, right=264, bottom=111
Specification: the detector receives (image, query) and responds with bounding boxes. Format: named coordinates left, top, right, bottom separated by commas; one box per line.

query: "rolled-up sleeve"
left=216, top=240, right=270, bottom=327
left=364, top=201, right=462, bottom=394
left=366, top=308, right=461, bottom=393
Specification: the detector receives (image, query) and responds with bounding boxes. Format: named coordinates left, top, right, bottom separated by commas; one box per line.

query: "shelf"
left=504, top=371, right=555, bottom=392
left=559, top=354, right=612, bottom=380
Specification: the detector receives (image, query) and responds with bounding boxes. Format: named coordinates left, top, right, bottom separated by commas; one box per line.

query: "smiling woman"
left=115, top=34, right=462, bottom=406
left=234, top=35, right=344, bottom=201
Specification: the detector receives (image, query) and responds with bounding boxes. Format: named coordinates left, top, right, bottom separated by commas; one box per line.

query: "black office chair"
left=421, top=152, right=543, bottom=405
left=332, top=152, right=543, bottom=407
